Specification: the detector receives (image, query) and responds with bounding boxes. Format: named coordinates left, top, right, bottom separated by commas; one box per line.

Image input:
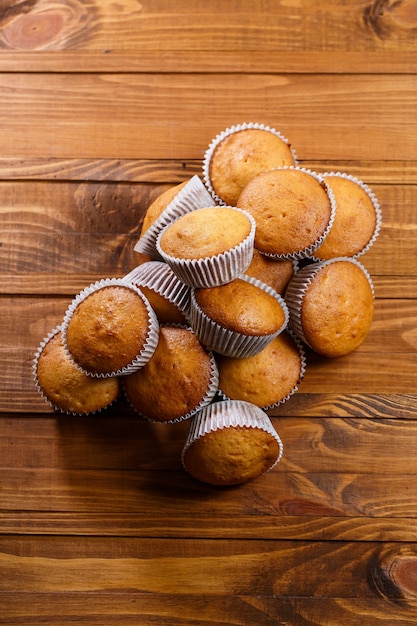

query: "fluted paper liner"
left=156, top=207, right=256, bottom=288
left=61, top=278, right=159, bottom=378
left=189, top=274, right=289, bottom=358
left=285, top=257, right=375, bottom=348
left=202, top=122, right=298, bottom=205
left=33, top=325, right=119, bottom=415
left=310, top=171, right=382, bottom=261
left=123, top=324, right=219, bottom=424
left=134, top=175, right=215, bottom=259
left=181, top=399, right=284, bottom=470
left=124, top=260, right=191, bottom=315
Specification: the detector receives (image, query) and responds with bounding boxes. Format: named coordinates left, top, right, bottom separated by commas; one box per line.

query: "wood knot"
left=363, top=0, right=417, bottom=40
left=0, top=0, right=98, bottom=50
left=369, top=545, right=417, bottom=603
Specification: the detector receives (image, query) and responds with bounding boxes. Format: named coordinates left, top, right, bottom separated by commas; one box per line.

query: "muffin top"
left=182, top=425, right=281, bottom=486
left=217, top=331, right=303, bottom=408
left=123, top=325, right=217, bottom=422
left=35, top=330, right=120, bottom=413
left=158, top=206, right=253, bottom=260
left=65, top=284, right=154, bottom=375
left=194, top=277, right=287, bottom=336
left=237, top=167, right=334, bottom=258
left=300, top=260, right=374, bottom=357
left=313, top=174, right=379, bottom=259
left=245, top=249, right=295, bottom=295
left=207, top=128, right=295, bottom=206
left=140, top=181, right=188, bottom=236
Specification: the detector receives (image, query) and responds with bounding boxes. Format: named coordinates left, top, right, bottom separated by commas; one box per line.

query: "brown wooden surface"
left=1, top=1, right=417, bottom=624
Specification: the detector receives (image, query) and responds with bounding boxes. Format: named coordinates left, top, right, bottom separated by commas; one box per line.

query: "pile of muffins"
left=34, top=122, right=381, bottom=487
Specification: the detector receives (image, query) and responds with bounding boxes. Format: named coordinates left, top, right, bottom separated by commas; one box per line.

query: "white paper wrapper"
left=61, top=278, right=159, bottom=378
left=217, top=329, right=306, bottom=410
left=123, top=324, right=219, bottom=424
left=33, top=325, right=120, bottom=415
left=156, top=207, right=256, bottom=288
left=284, top=257, right=375, bottom=348
left=189, top=275, right=289, bottom=358
left=181, top=399, right=284, bottom=469
left=202, top=122, right=298, bottom=205
left=309, top=171, right=382, bottom=261
left=124, top=261, right=191, bottom=316
left=134, top=175, right=215, bottom=259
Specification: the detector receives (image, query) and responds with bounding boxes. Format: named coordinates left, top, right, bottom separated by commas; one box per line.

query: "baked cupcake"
left=181, top=399, right=283, bottom=486
left=190, top=275, right=289, bottom=358
left=217, top=330, right=305, bottom=409
left=124, top=261, right=191, bottom=325
left=285, top=257, right=374, bottom=358
left=245, top=248, right=297, bottom=295
left=237, top=166, right=336, bottom=260
left=156, top=206, right=256, bottom=288
left=123, top=325, right=218, bottom=423
left=33, top=326, right=120, bottom=414
left=134, top=175, right=214, bottom=259
left=311, top=172, right=382, bottom=260
left=62, top=278, right=159, bottom=377
left=203, top=122, right=297, bottom=206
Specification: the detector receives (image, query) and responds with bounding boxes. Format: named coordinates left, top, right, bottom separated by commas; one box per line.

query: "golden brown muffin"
left=194, top=277, right=287, bottom=336
left=217, top=331, right=304, bottom=409
left=237, top=167, right=334, bottom=258
left=34, top=329, right=120, bottom=414
left=245, top=248, right=295, bottom=295
left=123, top=326, right=218, bottom=422
left=140, top=181, right=188, bottom=236
left=204, top=126, right=296, bottom=206
left=139, top=286, right=187, bottom=325
left=286, top=259, right=374, bottom=358
left=313, top=173, right=380, bottom=260
left=157, top=206, right=253, bottom=261
left=181, top=400, right=282, bottom=485
left=64, top=281, right=158, bottom=376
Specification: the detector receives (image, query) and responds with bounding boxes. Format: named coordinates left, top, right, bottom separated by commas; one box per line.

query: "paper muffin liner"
left=189, top=274, right=289, bottom=358
left=217, top=329, right=306, bottom=410
left=33, top=325, right=120, bottom=415
left=202, top=122, right=299, bottom=205
left=284, top=256, right=375, bottom=348
left=123, top=324, right=219, bottom=424
left=181, top=399, right=284, bottom=470
left=253, top=166, right=337, bottom=261
left=123, top=260, right=191, bottom=316
left=156, top=207, right=256, bottom=288
left=309, top=171, right=382, bottom=261
left=134, top=175, right=214, bottom=260
left=61, top=278, right=160, bottom=378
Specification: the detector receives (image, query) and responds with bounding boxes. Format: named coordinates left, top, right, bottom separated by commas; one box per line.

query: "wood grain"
left=1, top=1, right=416, bottom=624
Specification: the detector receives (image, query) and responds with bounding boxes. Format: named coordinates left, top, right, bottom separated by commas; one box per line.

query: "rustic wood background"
left=1, top=1, right=417, bottom=624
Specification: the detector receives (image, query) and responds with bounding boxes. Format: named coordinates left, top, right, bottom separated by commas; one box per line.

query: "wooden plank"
left=0, top=74, right=416, bottom=161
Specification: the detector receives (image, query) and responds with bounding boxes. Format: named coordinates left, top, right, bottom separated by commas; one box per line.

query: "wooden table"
left=1, top=2, right=416, bottom=624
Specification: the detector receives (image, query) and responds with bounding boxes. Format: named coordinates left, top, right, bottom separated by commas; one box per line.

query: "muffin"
left=217, top=330, right=305, bottom=409
left=134, top=175, right=214, bottom=259
left=285, top=257, right=374, bottom=358
left=312, top=172, right=382, bottom=260
left=181, top=400, right=283, bottom=486
left=203, top=122, right=297, bottom=206
left=156, top=206, right=256, bottom=288
left=190, top=275, right=289, bottom=358
left=237, top=166, right=336, bottom=259
left=62, top=278, right=159, bottom=377
left=33, top=326, right=120, bottom=414
left=123, top=325, right=218, bottom=423
left=124, top=261, right=191, bottom=325
left=245, top=248, right=296, bottom=295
